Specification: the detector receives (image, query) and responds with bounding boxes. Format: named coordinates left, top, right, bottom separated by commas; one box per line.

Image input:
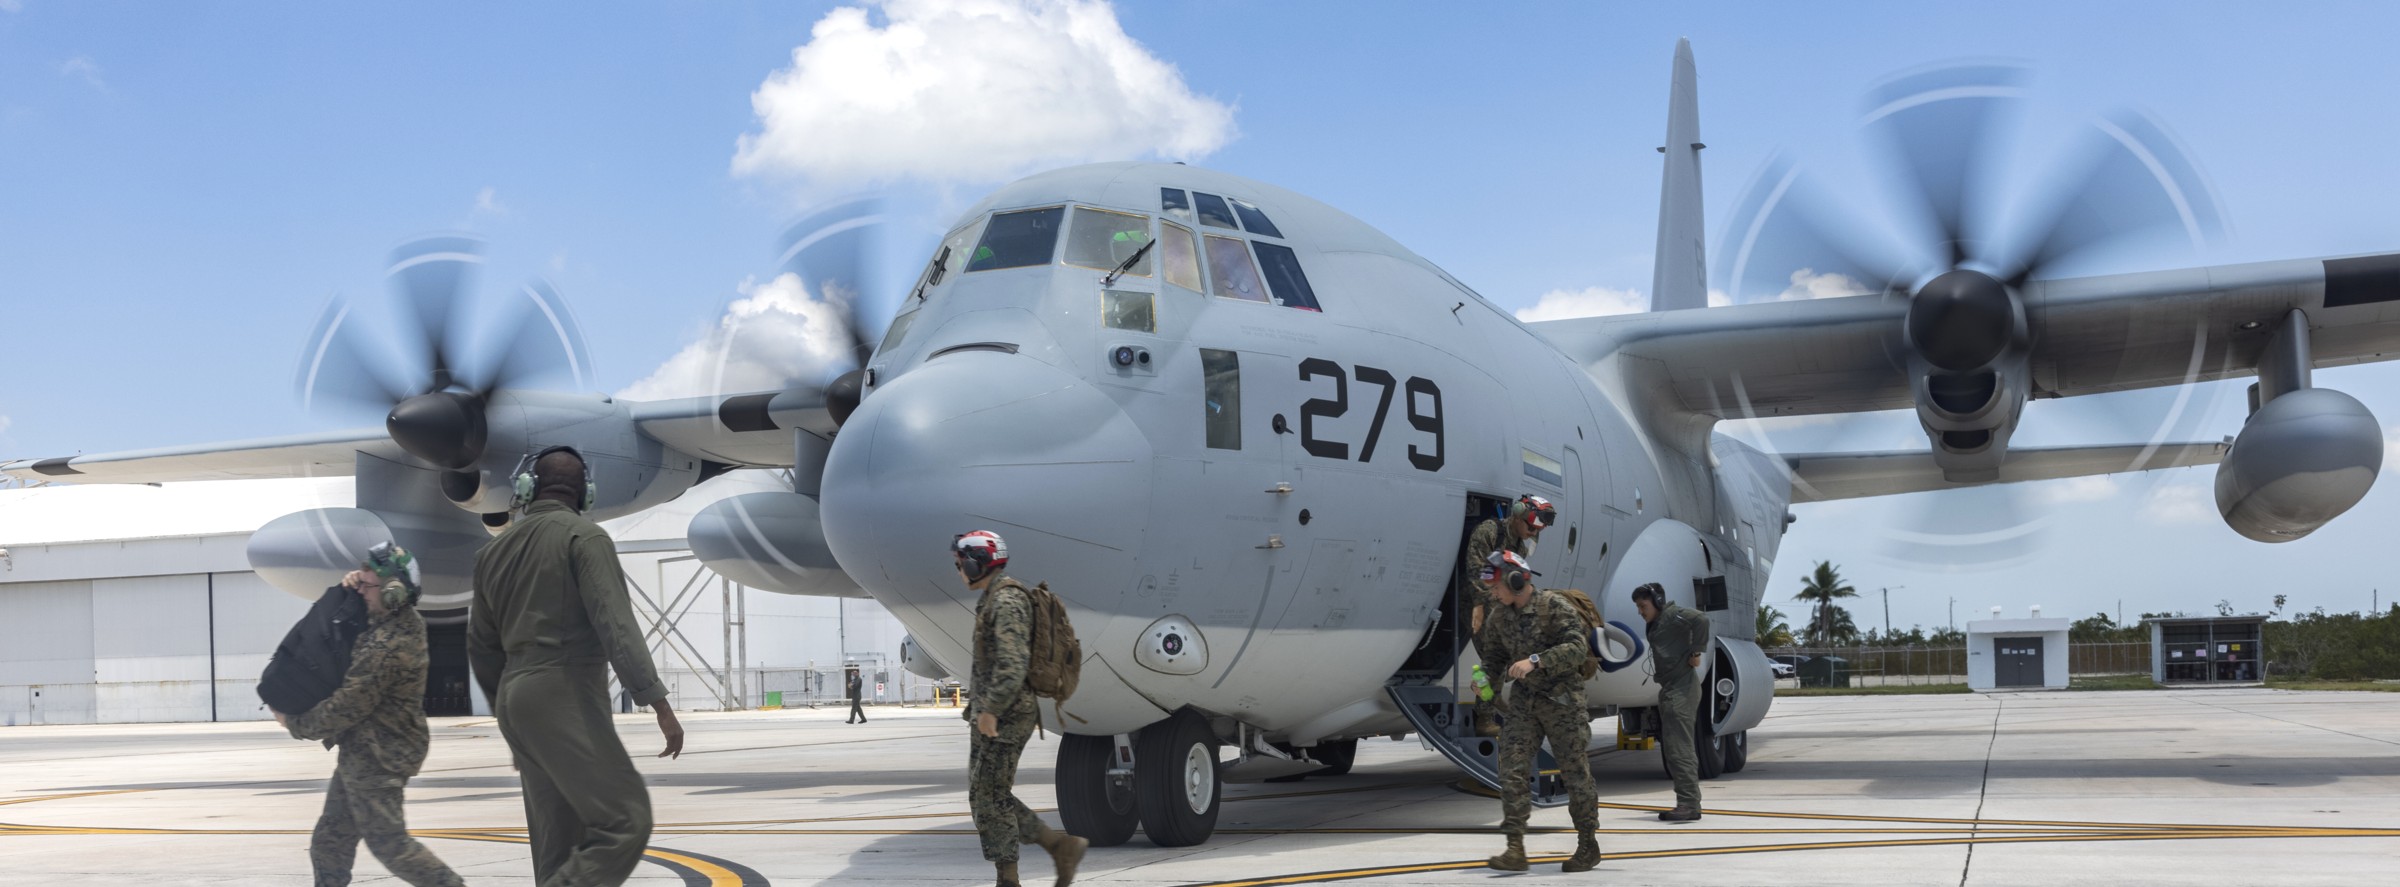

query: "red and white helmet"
left=1517, top=494, right=1556, bottom=530
left=1481, top=549, right=1537, bottom=590
left=952, top=530, right=1009, bottom=578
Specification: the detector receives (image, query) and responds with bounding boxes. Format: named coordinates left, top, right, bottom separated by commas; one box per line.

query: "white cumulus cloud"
left=59, top=56, right=105, bottom=90
left=2034, top=475, right=2119, bottom=506
left=732, top=0, right=1235, bottom=189
left=616, top=273, right=857, bottom=401
left=1775, top=268, right=1867, bottom=301
left=1515, top=286, right=1645, bottom=321
left=2385, top=426, right=2400, bottom=474
left=0, top=1, right=22, bottom=14
left=473, top=186, right=506, bottom=217
left=2140, top=478, right=2215, bottom=524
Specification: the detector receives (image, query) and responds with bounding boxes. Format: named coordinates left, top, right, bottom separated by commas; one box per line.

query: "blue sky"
left=5, top=1, right=2400, bottom=633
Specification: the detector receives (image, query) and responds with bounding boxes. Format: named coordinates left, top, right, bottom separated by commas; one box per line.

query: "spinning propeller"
left=775, top=198, right=898, bottom=430
left=1717, top=63, right=2229, bottom=573
left=297, top=236, right=593, bottom=479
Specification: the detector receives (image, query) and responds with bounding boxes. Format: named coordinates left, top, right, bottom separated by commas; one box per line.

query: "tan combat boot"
left=1036, top=824, right=1089, bottom=886
left=1486, top=833, right=1528, bottom=871
left=995, top=859, right=1021, bottom=887
left=1562, top=828, right=1602, bottom=872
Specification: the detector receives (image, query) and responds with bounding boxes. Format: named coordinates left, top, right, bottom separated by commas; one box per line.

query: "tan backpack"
left=985, top=579, right=1084, bottom=724
left=1544, top=589, right=1605, bottom=680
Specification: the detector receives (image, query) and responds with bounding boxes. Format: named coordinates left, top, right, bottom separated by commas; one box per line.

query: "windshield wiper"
left=1100, top=239, right=1156, bottom=287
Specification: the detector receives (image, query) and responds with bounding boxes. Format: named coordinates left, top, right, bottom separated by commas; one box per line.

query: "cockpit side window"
left=1161, top=188, right=1193, bottom=222
left=1065, top=207, right=1153, bottom=276
left=1229, top=198, right=1283, bottom=238
left=1200, top=348, right=1242, bottom=450
left=1251, top=242, right=1320, bottom=311
left=1192, top=192, right=1239, bottom=229
left=966, top=207, right=1066, bottom=272
left=1204, top=234, right=1267, bottom=302
left=1159, top=221, right=1203, bottom=293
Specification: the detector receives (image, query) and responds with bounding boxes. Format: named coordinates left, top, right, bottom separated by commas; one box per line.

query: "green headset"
left=364, top=541, right=421, bottom=610
left=511, top=445, right=597, bottom=512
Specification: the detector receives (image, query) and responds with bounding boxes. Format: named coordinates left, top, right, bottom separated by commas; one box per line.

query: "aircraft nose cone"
left=820, top=353, right=1154, bottom=608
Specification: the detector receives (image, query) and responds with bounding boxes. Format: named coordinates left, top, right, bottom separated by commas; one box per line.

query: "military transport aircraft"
left=7, top=41, right=2393, bottom=848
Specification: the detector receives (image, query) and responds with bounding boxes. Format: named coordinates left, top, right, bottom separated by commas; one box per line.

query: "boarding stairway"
left=1388, top=684, right=1575, bottom=807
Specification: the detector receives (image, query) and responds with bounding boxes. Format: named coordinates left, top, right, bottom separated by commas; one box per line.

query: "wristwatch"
left=1527, top=653, right=1542, bottom=668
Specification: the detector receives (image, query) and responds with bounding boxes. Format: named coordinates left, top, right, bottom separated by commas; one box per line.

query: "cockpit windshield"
left=966, top=207, right=1066, bottom=272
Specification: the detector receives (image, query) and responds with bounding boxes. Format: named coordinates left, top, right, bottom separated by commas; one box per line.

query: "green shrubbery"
left=2265, top=606, right=2400, bottom=680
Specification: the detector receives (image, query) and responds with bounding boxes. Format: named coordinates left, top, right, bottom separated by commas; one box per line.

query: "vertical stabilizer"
left=1649, top=38, right=1708, bottom=312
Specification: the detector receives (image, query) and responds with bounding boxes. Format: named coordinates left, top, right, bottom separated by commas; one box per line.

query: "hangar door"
left=1995, top=636, right=2045, bottom=688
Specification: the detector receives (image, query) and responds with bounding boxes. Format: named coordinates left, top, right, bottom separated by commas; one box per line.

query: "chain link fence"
left=1764, top=641, right=2153, bottom=687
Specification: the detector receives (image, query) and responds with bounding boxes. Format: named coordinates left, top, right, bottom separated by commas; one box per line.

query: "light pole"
left=1882, top=586, right=1906, bottom=640
left=1948, top=596, right=1956, bottom=637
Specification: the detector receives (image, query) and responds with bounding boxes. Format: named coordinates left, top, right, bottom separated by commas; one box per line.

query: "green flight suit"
left=967, top=575, right=1046, bottom=863
left=287, top=604, right=463, bottom=887
left=1647, top=601, right=1713, bottom=809
left=1476, top=588, right=1598, bottom=838
left=470, top=499, right=668, bottom=887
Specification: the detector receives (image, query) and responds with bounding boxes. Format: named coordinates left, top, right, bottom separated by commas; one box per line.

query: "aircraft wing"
left=1528, top=253, right=2400, bottom=421
left=1785, top=441, right=2227, bottom=503
left=0, top=428, right=401, bottom=485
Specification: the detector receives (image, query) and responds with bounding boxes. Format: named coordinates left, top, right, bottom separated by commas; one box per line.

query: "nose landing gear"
left=1054, top=707, right=1225, bottom=847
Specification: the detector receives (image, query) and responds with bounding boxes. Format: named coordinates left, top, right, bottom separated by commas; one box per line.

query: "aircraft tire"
left=1694, top=708, right=1726, bottom=780
left=1721, top=730, right=1749, bottom=773
left=1136, top=708, right=1222, bottom=847
left=1314, top=738, right=1359, bottom=776
left=1056, top=733, right=1140, bottom=847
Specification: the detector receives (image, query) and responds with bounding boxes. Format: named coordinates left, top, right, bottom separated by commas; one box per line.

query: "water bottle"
left=1470, top=664, right=1495, bottom=702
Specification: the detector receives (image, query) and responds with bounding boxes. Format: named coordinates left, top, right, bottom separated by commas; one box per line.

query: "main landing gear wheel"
left=1721, top=730, right=1750, bottom=773
left=1314, top=738, right=1359, bottom=776
left=1694, top=705, right=1727, bottom=780
left=1056, top=733, right=1139, bottom=847
left=1136, top=708, right=1221, bottom=847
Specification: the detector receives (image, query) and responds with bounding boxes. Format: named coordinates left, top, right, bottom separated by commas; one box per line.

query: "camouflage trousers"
left=1496, top=695, right=1598, bottom=837
left=311, top=764, right=462, bottom=887
left=967, top=699, right=1046, bottom=862
left=1658, top=677, right=1704, bottom=808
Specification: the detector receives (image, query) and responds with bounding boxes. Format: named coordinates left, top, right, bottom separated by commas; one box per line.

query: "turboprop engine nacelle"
left=2215, top=387, right=2383, bottom=542
left=900, top=635, right=950, bottom=680
left=248, top=507, right=395, bottom=601
left=688, top=491, right=865, bottom=597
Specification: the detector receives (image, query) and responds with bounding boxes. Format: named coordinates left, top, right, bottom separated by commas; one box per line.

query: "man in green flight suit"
left=1634, top=582, right=1712, bottom=822
left=278, top=548, right=464, bottom=887
left=471, top=446, right=684, bottom=886
left=1475, top=550, right=1601, bottom=873
left=956, top=530, right=1088, bottom=887
left=1463, top=494, right=1553, bottom=735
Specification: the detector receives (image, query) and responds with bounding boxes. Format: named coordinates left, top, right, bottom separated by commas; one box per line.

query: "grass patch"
left=2070, top=674, right=2159, bottom=691
left=2266, top=677, right=2400, bottom=692
left=1778, top=682, right=1970, bottom=696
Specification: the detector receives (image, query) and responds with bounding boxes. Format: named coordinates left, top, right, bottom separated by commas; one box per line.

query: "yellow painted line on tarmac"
left=0, top=790, right=147, bottom=808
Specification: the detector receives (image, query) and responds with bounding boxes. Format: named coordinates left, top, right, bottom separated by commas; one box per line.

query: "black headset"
left=512, top=445, right=597, bottom=512
left=953, top=534, right=997, bottom=582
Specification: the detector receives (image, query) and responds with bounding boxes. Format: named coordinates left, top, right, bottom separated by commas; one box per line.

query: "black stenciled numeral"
left=1298, top=357, right=1349, bottom=460
left=1406, top=376, right=1444, bottom=471
left=1352, top=365, right=1397, bottom=462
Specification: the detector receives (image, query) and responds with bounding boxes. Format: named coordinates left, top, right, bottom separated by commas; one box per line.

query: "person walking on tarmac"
left=277, top=546, right=464, bottom=887
left=845, top=664, right=868, bottom=724
left=471, top=446, right=685, bottom=886
left=1475, top=550, right=1601, bottom=872
left=955, top=530, right=1088, bottom=887
left=1634, top=582, right=1712, bottom=822
left=1464, top=495, right=1554, bottom=735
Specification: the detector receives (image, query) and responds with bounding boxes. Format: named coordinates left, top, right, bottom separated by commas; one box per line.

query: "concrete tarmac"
left=2, top=689, right=2396, bottom=885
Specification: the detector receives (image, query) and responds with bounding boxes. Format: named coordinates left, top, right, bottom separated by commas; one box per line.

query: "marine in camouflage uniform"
left=1644, top=588, right=1714, bottom=819
left=968, top=573, right=1048, bottom=866
left=471, top=497, right=675, bottom=887
left=1461, top=501, right=1540, bottom=735
left=284, top=579, right=463, bottom=887
left=1474, top=559, right=1600, bottom=872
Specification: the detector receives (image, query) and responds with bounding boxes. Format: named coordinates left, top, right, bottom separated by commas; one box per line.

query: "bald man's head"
left=534, top=449, right=587, bottom=510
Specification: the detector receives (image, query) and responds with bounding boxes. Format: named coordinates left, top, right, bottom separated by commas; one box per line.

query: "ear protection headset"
left=364, top=541, right=421, bottom=610
left=512, top=445, right=597, bottom=512
left=952, top=530, right=1009, bottom=583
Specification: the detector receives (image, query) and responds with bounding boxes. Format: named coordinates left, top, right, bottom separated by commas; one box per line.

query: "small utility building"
left=2145, top=615, right=2265, bottom=686
left=1966, top=607, right=2069, bottom=691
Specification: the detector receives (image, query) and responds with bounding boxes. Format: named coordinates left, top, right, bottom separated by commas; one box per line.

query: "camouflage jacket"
left=969, top=576, right=1035, bottom=719
left=286, top=605, right=432, bottom=777
left=469, top=499, right=666, bottom=707
left=1476, top=589, right=1591, bottom=708
left=1647, top=602, right=1714, bottom=688
left=1462, top=517, right=1534, bottom=604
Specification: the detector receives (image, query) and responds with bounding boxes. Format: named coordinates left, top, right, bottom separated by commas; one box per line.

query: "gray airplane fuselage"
left=820, top=162, right=1786, bottom=739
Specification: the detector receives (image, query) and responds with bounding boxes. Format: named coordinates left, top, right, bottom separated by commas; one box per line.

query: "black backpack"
left=258, top=586, right=370, bottom=715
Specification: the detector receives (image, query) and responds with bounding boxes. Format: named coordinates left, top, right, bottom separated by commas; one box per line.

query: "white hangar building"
left=0, top=472, right=911, bottom=726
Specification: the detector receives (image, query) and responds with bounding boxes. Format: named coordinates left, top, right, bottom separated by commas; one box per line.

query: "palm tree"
left=1806, top=606, right=1860, bottom=646
left=1793, top=561, right=1859, bottom=646
left=1756, top=604, right=1796, bottom=648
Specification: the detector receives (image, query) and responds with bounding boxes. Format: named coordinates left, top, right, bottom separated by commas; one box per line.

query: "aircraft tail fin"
left=1649, top=38, right=1708, bottom=312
